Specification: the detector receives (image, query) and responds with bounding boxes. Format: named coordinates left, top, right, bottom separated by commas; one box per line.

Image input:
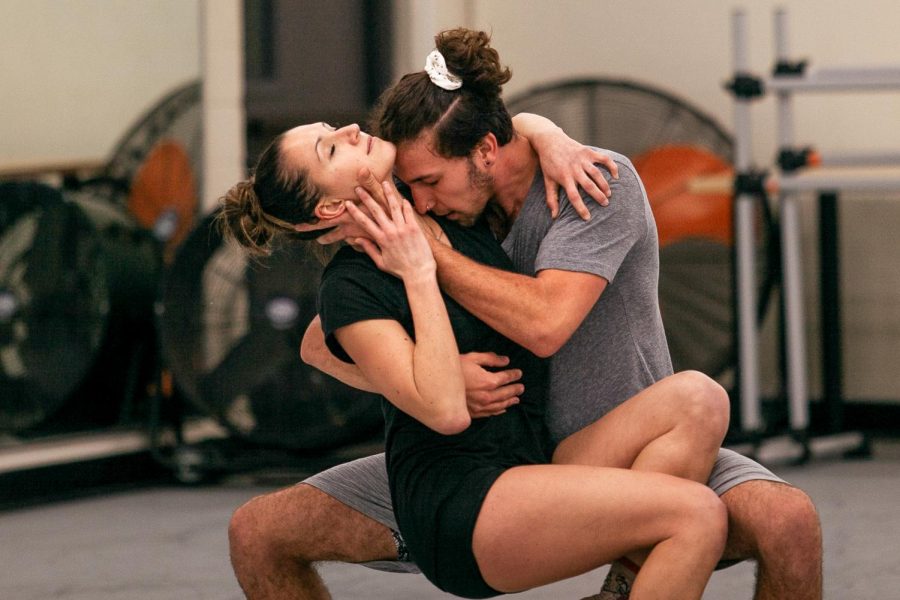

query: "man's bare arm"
left=430, top=241, right=606, bottom=357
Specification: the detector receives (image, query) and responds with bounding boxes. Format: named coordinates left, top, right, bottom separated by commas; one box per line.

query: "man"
left=229, top=38, right=821, bottom=600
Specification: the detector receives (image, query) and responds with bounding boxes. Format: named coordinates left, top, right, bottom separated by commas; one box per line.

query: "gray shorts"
left=303, top=447, right=786, bottom=573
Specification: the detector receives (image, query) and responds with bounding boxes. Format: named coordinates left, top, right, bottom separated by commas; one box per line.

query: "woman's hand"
left=346, top=180, right=436, bottom=281
left=539, top=142, right=618, bottom=220
left=513, top=112, right=619, bottom=220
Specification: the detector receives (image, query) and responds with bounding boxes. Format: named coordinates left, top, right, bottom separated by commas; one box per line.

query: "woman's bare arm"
left=300, top=316, right=378, bottom=392
left=335, top=183, right=468, bottom=434
left=512, top=112, right=619, bottom=219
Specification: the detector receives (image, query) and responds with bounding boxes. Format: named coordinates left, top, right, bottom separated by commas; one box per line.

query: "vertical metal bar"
left=731, top=9, right=762, bottom=433
left=773, top=7, right=794, bottom=150
left=819, top=191, right=844, bottom=432
left=773, top=8, right=789, bottom=64
left=780, top=193, right=810, bottom=432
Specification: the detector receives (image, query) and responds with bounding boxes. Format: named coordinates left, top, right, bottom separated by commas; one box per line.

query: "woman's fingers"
left=383, top=180, right=405, bottom=224
left=346, top=199, right=385, bottom=241
left=354, top=185, right=393, bottom=231
left=351, top=236, right=384, bottom=270
left=356, top=167, right=388, bottom=205
left=400, top=196, right=423, bottom=230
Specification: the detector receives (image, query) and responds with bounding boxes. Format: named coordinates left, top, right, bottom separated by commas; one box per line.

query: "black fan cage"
left=507, top=78, right=734, bottom=161
left=157, top=214, right=383, bottom=451
left=71, top=80, right=203, bottom=257
left=508, top=78, right=774, bottom=378
left=0, top=182, right=160, bottom=434
left=95, top=80, right=202, bottom=200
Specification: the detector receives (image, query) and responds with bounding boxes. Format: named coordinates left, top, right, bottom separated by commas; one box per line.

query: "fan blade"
left=199, top=328, right=293, bottom=405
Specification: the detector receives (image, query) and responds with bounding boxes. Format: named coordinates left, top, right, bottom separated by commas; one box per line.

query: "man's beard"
left=455, top=158, right=494, bottom=227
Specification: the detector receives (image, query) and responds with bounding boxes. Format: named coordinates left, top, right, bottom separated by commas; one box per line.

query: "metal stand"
left=727, top=7, right=900, bottom=463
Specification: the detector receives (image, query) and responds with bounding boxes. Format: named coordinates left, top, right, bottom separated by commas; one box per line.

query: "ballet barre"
left=727, top=7, right=900, bottom=462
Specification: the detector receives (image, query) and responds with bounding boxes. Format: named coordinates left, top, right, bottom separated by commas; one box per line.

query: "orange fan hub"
left=632, top=145, right=733, bottom=247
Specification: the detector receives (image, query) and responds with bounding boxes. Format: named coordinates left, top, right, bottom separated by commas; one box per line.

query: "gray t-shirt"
left=501, top=150, right=672, bottom=442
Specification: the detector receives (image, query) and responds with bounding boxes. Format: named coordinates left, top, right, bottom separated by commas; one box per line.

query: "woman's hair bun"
left=217, top=177, right=277, bottom=256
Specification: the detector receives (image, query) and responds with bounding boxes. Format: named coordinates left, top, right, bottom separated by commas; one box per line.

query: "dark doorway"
left=244, top=0, right=394, bottom=162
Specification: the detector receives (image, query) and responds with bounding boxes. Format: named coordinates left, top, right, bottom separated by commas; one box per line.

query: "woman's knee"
left=670, top=371, right=730, bottom=441
left=681, top=485, right=729, bottom=553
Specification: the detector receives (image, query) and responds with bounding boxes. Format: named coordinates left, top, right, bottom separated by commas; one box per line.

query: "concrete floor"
left=1, top=441, right=898, bottom=599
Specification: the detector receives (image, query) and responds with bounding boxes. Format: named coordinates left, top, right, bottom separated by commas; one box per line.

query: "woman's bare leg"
left=472, top=464, right=728, bottom=600
left=553, top=370, right=729, bottom=483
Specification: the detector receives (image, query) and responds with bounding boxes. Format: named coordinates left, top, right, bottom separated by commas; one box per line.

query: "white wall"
left=1, top=0, right=896, bottom=402
left=397, top=0, right=900, bottom=402
left=0, top=0, right=200, bottom=165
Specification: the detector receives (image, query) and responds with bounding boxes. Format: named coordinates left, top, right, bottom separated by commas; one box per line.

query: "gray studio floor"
left=2, top=440, right=899, bottom=600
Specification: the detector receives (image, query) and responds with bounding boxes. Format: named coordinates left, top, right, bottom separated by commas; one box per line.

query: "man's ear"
left=313, top=198, right=347, bottom=221
left=474, top=132, right=499, bottom=167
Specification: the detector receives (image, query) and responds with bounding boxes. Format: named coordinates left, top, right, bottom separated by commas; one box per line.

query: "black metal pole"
left=819, top=191, right=843, bottom=433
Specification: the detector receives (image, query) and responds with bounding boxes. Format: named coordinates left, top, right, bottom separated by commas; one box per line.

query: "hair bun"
left=217, top=178, right=277, bottom=256
left=435, top=29, right=511, bottom=95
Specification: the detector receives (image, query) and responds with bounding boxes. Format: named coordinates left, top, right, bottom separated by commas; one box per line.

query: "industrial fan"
left=156, top=214, right=383, bottom=452
left=507, top=78, right=775, bottom=378
left=73, top=80, right=201, bottom=262
left=0, top=182, right=160, bottom=434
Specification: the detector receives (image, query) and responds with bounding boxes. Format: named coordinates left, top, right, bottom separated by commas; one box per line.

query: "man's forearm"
left=431, top=239, right=605, bottom=357
left=432, top=242, right=555, bottom=355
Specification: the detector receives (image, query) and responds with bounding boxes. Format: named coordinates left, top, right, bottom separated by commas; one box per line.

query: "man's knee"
left=721, top=480, right=821, bottom=561
left=229, top=489, right=289, bottom=564
left=760, top=485, right=821, bottom=554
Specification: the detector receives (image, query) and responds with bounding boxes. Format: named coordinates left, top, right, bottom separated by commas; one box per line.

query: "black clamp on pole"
left=733, top=170, right=769, bottom=198
left=725, top=72, right=765, bottom=99
left=777, top=147, right=815, bottom=172
left=773, top=59, right=808, bottom=77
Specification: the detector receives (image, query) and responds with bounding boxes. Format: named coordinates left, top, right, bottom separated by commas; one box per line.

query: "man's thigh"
left=707, top=448, right=786, bottom=497
left=302, top=453, right=421, bottom=573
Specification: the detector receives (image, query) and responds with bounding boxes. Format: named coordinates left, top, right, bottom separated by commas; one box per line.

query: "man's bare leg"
left=721, top=480, right=822, bottom=600
left=229, top=483, right=398, bottom=600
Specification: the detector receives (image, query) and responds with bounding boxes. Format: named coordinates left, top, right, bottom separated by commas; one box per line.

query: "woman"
left=218, top=38, right=728, bottom=600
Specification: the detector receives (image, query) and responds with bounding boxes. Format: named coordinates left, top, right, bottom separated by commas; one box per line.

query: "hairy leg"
left=229, top=483, right=398, bottom=600
left=553, top=370, right=729, bottom=483
left=720, top=480, right=823, bottom=600
left=473, top=465, right=728, bottom=600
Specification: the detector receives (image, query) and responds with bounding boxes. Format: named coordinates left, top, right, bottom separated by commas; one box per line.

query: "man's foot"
left=579, top=558, right=638, bottom=600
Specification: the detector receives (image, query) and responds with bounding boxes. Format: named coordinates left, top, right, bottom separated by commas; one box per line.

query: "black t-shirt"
left=318, top=217, right=551, bottom=581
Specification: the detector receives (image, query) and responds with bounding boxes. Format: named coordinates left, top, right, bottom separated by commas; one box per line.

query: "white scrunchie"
left=424, top=49, right=462, bottom=91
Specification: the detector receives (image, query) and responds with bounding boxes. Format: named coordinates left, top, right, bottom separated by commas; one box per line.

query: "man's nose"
left=411, top=189, right=432, bottom=215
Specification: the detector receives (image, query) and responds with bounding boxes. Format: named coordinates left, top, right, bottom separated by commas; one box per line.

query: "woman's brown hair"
left=216, top=133, right=323, bottom=256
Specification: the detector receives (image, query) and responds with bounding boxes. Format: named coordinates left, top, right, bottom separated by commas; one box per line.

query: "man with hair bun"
left=228, top=27, right=822, bottom=600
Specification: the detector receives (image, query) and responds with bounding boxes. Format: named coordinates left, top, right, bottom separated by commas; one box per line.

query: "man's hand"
left=460, top=352, right=525, bottom=418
